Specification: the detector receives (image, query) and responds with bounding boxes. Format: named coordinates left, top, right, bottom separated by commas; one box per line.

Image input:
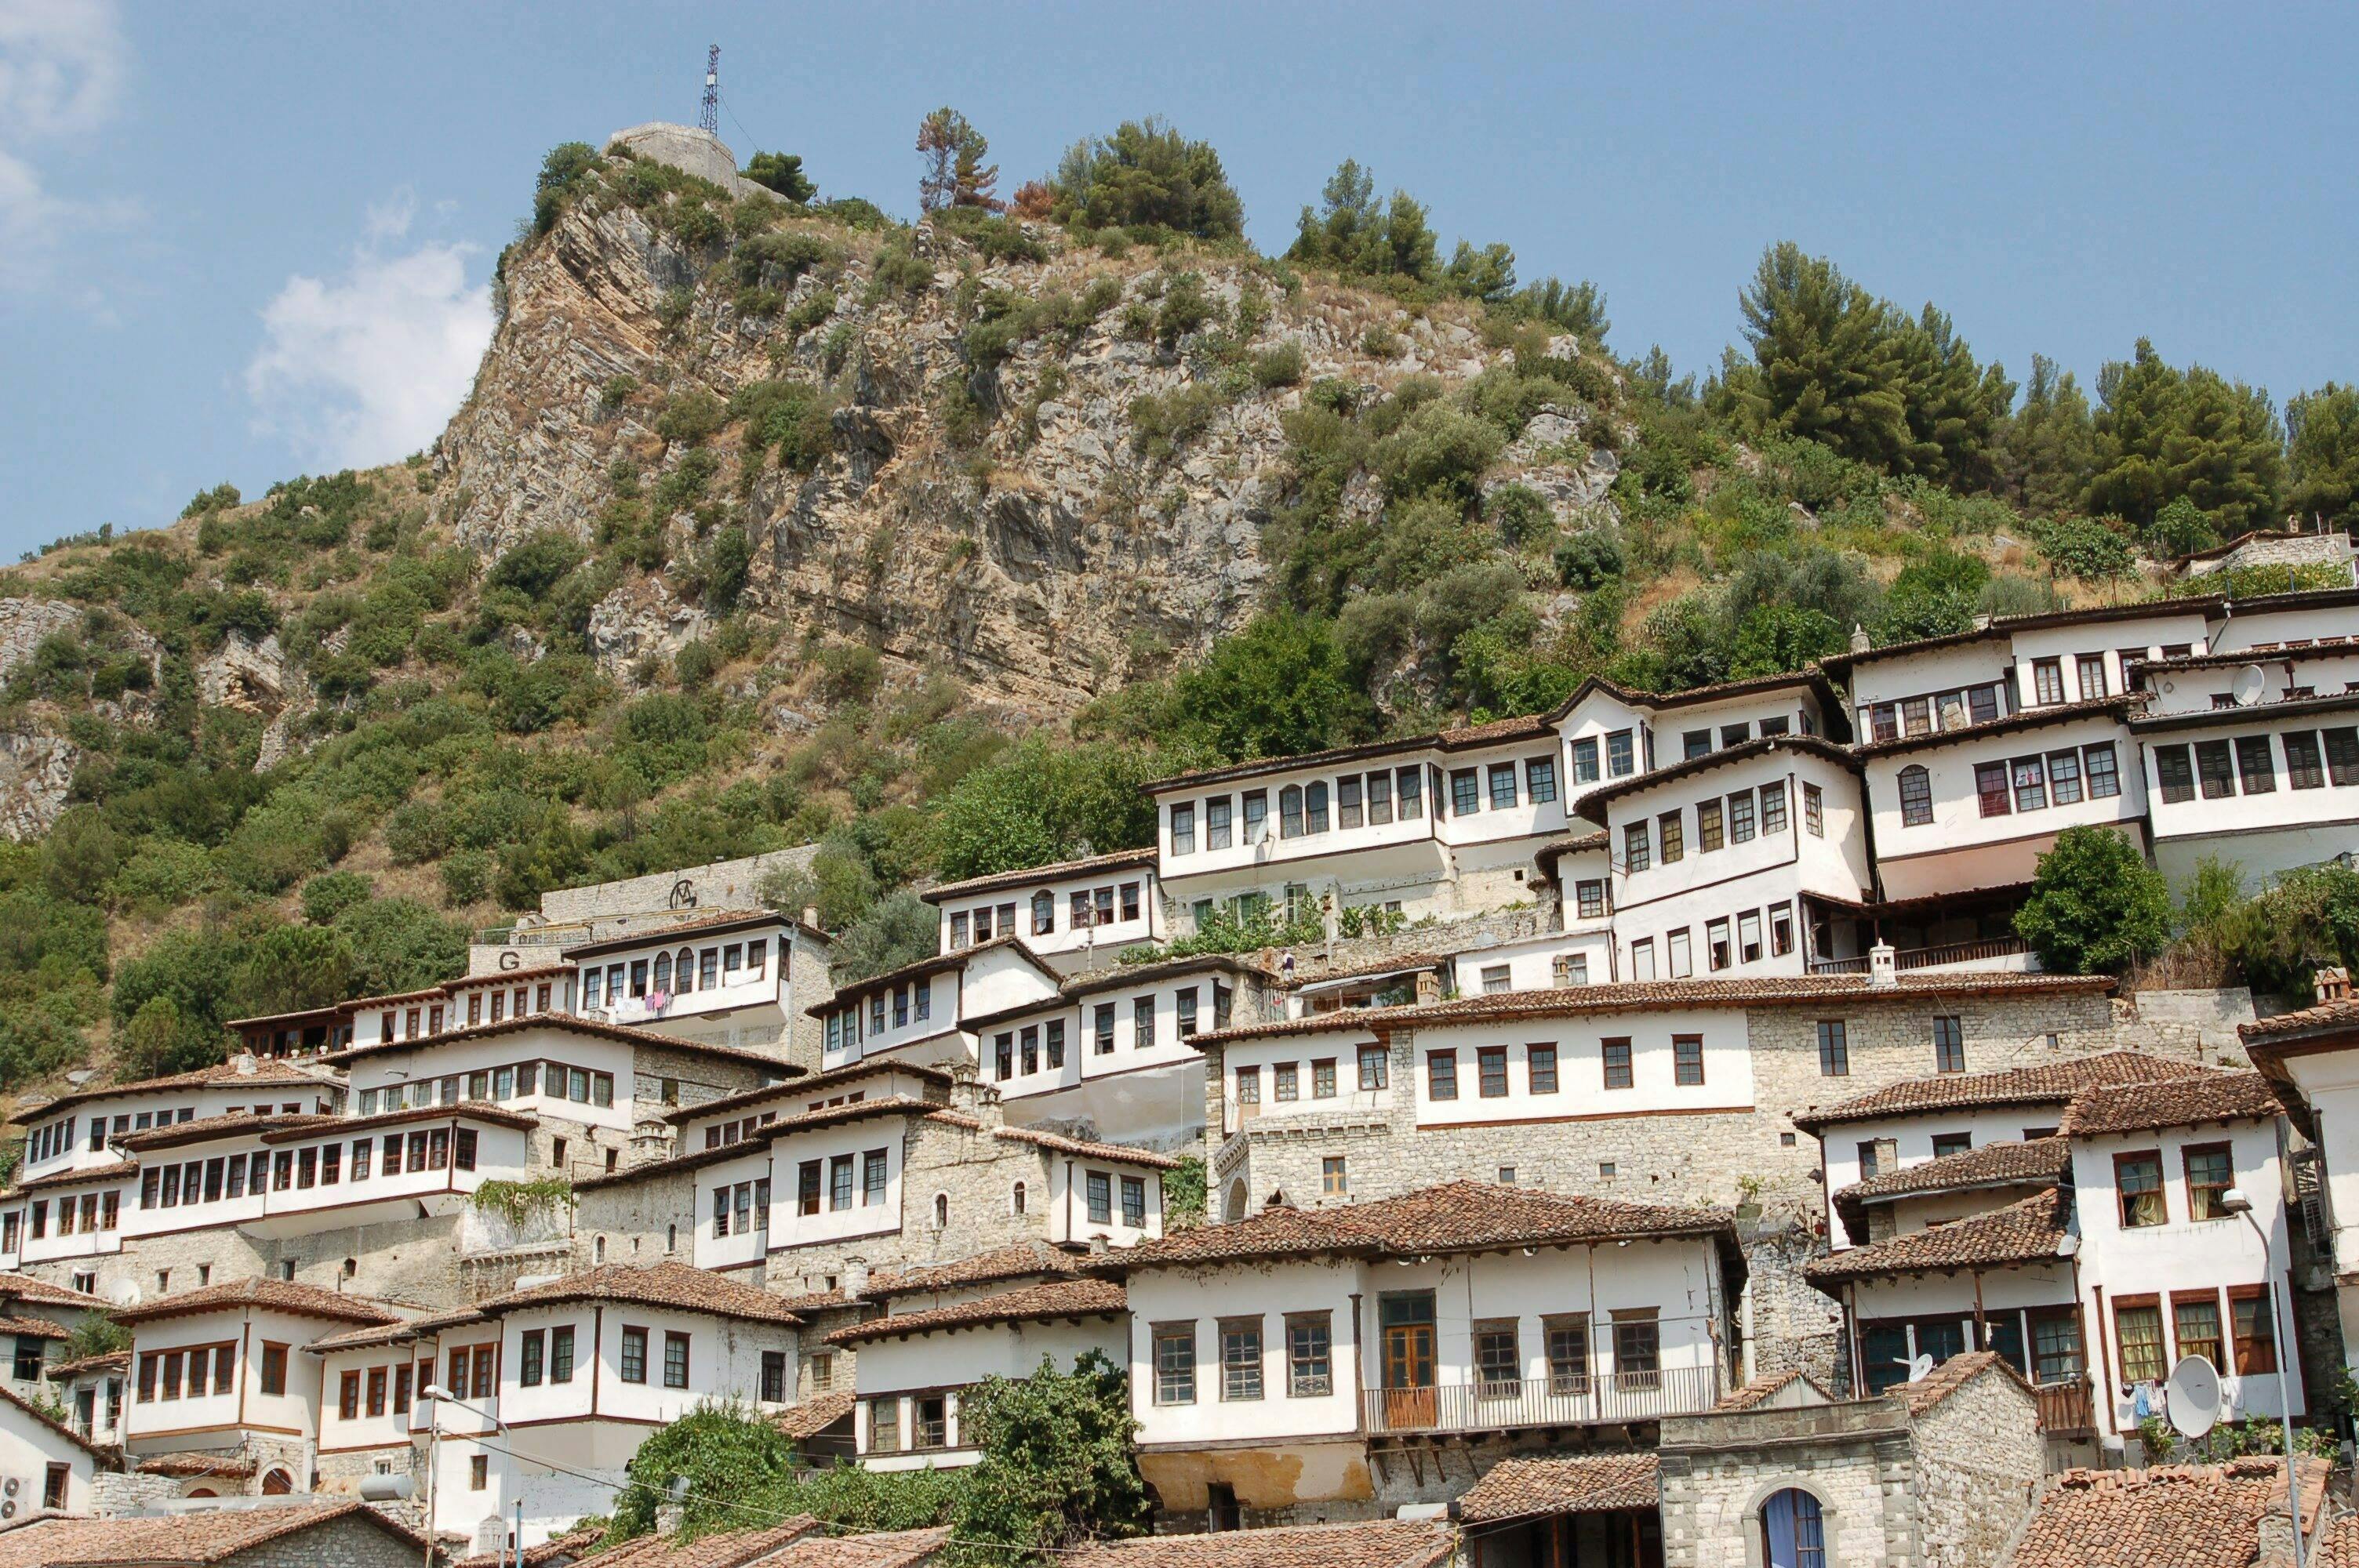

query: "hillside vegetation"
left=0, top=112, right=2354, bottom=1127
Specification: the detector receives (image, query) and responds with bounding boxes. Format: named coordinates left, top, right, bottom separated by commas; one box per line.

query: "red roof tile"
left=111, top=1276, right=406, bottom=1327
left=1714, top=1370, right=1834, bottom=1410
left=2006, top=1456, right=2330, bottom=1568
left=2057, top=1070, right=2280, bottom=1138
left=1831, top=1137, right=2070, bottom=1244
left=827, top=1279, right=1125, bottom=1345
left=1065, top=1519, right=1454, bottom=1568
left=1804, top=1187, right=2071, bottom=1287
left=0, top=1275, right=107, bottom=1312
left=1791, top=1051, right=2185, bottom=1134
left=0, top=1501, right=426, bottom=1567
left=871, top=1242, right=1083, bottom=1300
left=564, top=1521, right=950, bottom=1568
left=663, top=1062, right=951, bottom=1126
left=6, top=1058, right=333, bottom=1124
left=921, top=848, right=1160, bottom=902
left=475, top=1261, right=804, bottom=1326
left=772, top=1389, right=857, bottom=1442
left=2240, top=997, right=2359, bottom=1044
left=1453, top=1453, right=1660, bottom=1523
left=0, top=1381, right=107, bottom=1457
left=1897, top=1350, right=2026, bottom=1415
left=987, top=1124, right=1183, bottom=1171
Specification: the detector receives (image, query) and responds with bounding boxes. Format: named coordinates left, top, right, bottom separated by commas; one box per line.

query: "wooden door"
left=1382, top=1321, right=1435, bottom=1428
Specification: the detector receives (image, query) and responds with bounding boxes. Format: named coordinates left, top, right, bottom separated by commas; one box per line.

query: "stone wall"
left=2131, top=988, right=2259, bottom=1065
left=237, top=1510, right=426, bottom=1568
left=89, top=1469, right=182, bottom=1516
left=1659, top=1402, right=1913, bottom=1568
left=528, top=848, right=819, bottom=935
left=1908, top=1371, right=2045, bottom=1568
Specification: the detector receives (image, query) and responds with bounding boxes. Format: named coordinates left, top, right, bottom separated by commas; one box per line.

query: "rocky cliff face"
left=434, top=198, right=1616, bottom=713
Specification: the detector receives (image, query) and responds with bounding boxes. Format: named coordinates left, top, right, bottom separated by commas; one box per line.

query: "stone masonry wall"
left=235, top=1511, right=427, bottom=1568
left=1907, top=1370, right=2045, bottom=1568
left=1210, top=990, right=2162, bottom=1383
left=1659, top=1404, right=1914, bottom=1568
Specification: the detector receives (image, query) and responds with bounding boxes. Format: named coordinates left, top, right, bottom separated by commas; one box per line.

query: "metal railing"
left=1360, top=1364, right=1720, bottom=1435
left=1808, top=937, right=2031, bottom=975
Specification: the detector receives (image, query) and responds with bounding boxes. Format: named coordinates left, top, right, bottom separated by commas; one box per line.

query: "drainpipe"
left=1349, top=1290, right=1365, bottom=1438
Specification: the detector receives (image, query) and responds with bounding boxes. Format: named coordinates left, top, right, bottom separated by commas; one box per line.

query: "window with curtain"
left=2116, top=1301, right=2166, bottom=1383
left=2115, top=1152, right=2166, bottom=1227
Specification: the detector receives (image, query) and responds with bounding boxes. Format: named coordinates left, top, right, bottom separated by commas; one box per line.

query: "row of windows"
left=823, top=980, right=937, bottom=1054
left=582, top=938, right=767, bottom=1011
left=949, top=882, right=1146, bottom=949
left=136, top=1341, right=257, bottom=1402
left=712, top=1178, right=772, bottom=1237
left=135, top=1128, right=482, bottom=1210
left=2112, top=1143, right=2237, bottom=1229
left=1427, top=1037, right=1707, bottom=1097
left=1082, top=1170, right=1150, bottom=1226
left=76, top=1105, right=205, bottom=1155
left=1571, top=730, right=1640, bottom=783
left=27, top=1116, right=75, bottom=1164
left=993, top=986, right=1232, bottom=1080
left=2154, top=727, right=2359, bottom=804
left=1952, top=744, right=2122, bottom=821
left=12, top=1189, right=120, bottom=1244
left=1625, top=781, right=1794, bottom=873
left=791, top=1149, right=892, bottom=1215
left=2114, top=1287, right=2275, bottom=1385
left=1234, top=1045, right=1391, bottom=1109
left=356, top=1062, right=614, bottom=1117
left=869, top=1391, right=954, bottom=1453
left=1168, top=765, right=1432, bottom=856
left=1627, top=902, right=1796, bottom=980
left=334, top=1361, right=417, bottom=1421
left=702, top=1109, right=783, bottom=1149
left=1864, top=682, right=2009, bottom=742
left=451, top=982, right=554, bottom=1031
left=381, top=980, right=554, bottom=1043
left=1679, top=716, right=1796, bottom=758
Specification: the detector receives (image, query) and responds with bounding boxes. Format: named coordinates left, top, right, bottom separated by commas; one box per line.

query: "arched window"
left=594, top=1235, right=607, bottom=1264
left=1223, top=1180, right=1249, bottom=1223
left=261, top=1468, right=294, bottom=1496
left=1762, top=1488, right=1826, bottom=1568
left=675, top=949, right=695, bottom=993
left=1031, top=891, right=1055, bottom=935
left=1012, top=1181, right=1027, bottom=1215
left=1279, top=786, right=1304, bottom=839
left=932, top=1193, right=949, bottom=1229
left=654, top=953, right=672, bottom=990
left=666, top=1223, right=678, bottom=1253
left=1898, top=765, right=1933, bottom=827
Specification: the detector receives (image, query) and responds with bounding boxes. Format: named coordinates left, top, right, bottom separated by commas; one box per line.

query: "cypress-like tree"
left=2288, top=383, right=2359, bottom=531
left=1996, top=355, right=2099, bottom=517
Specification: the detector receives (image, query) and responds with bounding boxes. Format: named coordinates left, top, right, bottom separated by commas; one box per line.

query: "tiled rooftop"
left=1064, top=1519, right=1454, bottom=1568
left=1792, top=1050, right=2186, bottom=1133
left=2005, top=1455, right=2329, bottom=1568
left=474, top=1261, right=805, bottom=1326
left=1452, top=1453, right=1660, bottom=1523
left=1804, top=1186, right=2072, bottom=1287
left=2058, top=1069, right=2280, bottom=1138
left=5, top=1057, right=332, bottom=1123
left=110, top=1276, right=407, bottom=1327
left=871, top=1241, right=1082, bottom=1299
left=827, top=1279, right=1125, bottom=1346
left=0, top=1501, right=423, bottom=1567
left=1831, top=1137, right=2070, bottom=1244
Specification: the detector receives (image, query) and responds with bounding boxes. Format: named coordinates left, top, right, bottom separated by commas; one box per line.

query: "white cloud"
left=244, top=207, right=495, bottom=470
left=0, top=0, right=135, bottom=305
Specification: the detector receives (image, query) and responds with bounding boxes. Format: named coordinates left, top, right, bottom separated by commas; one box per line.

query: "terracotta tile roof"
left=827, top=1279, right=1125, bottom=1345
left=453, top=1525, right=605, bottom=1568
left=0, top=1316, right=67, bottom=1340
left=772, top=1389, right=857, bottom=1442
left=42, top=1350, right=128, bottom=1378
left=2311, top=1510, right=2359, bottom=1568
left=135, top=1454, right=256, bottom=1478
left=1532, top=832, right=1610, bottom=880
left=1064, top=952, right=1281, bottom=997
left=1832, top=1137, right=2070, bottom=1244
left=1, top=1156, right=137, bottom=1196
left=0, top=1275, right=107, bottom=1312
left=663, top=1061, right=945, bottom=1125
left=0, top=1381, right=107, bottom=1456
left=1198, top=973, right=2115, bottom=1051
left=1452, top=1453, right=1660, bottom=1523
left=446, top=963, right=576, bottom=988
left=1713, top=1370, right=1834, bottom=1410
left=1098, top=1181, right=1732, bottom=1272
left=1573, top=734, right=1859, bottom=823
left=1276, top=949, right=1453, bottom=989
left=307, top=1305, right=487, bottom=1352
left=921, top=847, right=1161, bottom=902
left=565, top=1521, right=951, bottom=1568
left=0, top=1500, right=426, bottom=1567
left=6, top=1058, right=333, bottom=1123
left=2059, top=1069, right=2279, bottom=1138
left=2241, top=997, right=2359, bottom=1044
left=1815, top=595, right=2220, bottom=674
left=115, top=1111, right=334, bottom=1152
left=987, top=1124, right=1184, bottom=1171
left=111, top=1276, right=407, bottom=1327
left=871, top=1241, right=1083, bottom=1300
left=265, top=1101, right=540, bottom=1141
left=475, top=1261, right=804, bottom=1326
left=1791, top=1050, right=2185, bottom=1134
left=1804, top=1187, right=2071, bottom=1287
left=2006, top=1455, right=2330, bottom=1568
left=1897, top=1350, right=2021, bottom=1415
left=1066, top=1520, right=1454, bottom=1568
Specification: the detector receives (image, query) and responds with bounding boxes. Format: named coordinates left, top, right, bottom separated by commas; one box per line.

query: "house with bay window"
left=923, top=848, right=1163, bottom=974
left=813, top=938, right=1062, bottom=1075
left=565, top=909, right=830, bottom=1062
left=1095, top=1181, right=1743, bottom=1528
left=1575, top=735, right=1870, bottom=981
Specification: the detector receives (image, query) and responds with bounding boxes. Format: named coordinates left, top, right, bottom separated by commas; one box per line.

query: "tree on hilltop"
left=918, top=107, right=1001, bottom=213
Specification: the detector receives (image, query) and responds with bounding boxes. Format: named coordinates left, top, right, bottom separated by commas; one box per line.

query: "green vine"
left=470, top=1177, right=576, bottom=1226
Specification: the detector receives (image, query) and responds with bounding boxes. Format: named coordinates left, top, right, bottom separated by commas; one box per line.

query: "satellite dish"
left=108, top=1279, right=143, bottom=1307
left=1907, top=1353, right=1935, bottom=1382
left=2167, top=1354, right=2222, bottom=1440
left=2232, top=665, right=2268, bottom=706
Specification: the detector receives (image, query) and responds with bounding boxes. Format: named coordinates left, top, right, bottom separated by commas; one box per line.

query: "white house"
left=2130, top=679, right=2359, bottom=891
left=813, top=939, right=1063, bottom=1075
left=1094, top=1181, right=1742, bottom=1526
left=562, top=909, right=831, bottom=1060
left=113, top=1276, right=407, bottom=1490
left=2242, top=990, right=2359, bottom=1380
left=434, top=1262, right=805, bottom=1553
left=0, top=1277, right=107, bottom=1397
left=831, top=1274, right=1127, bottom=1471
left=923, top=848, right=1164, bottom=974
left=41, top=1347, right=127, bottom=1448
left=0, top=1380, right=110, bottom=1515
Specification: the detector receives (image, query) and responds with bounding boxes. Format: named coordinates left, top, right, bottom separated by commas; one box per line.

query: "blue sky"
left=2, top=2, right=2354, bottom=558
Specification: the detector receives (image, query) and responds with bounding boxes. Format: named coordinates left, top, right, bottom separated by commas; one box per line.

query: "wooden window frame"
left=2113, top=1294, right=2166, bottom=1385
left=2227, top=1284, right=2279, bottom=1375
left=2182, top=1142, right=2235, bottom=1222
left=2114, top=1149, right=2167, bottom=1228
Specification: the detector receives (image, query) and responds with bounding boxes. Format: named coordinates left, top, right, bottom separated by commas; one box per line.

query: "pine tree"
left=2288, top=383, right=2359, bottom=530
left=916, top=107, right=1000, bottom=213
left=1734, top=243, right=1912, bottom=471
left=1286, top=161, right=1437, bottom=282
left=1889, top=303, right=2014, bottom=491
left=2086, top=339, right=2286, bottom=537
left=1996, top=355, right=2098, bottom=517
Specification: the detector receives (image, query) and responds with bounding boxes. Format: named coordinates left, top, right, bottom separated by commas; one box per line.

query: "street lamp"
left=421, top=1385, right=509, bottom=1568
left=2219, top=1188, right=2306, bottom=1568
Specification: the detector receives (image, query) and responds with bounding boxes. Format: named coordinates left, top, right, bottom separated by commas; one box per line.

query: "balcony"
left=1807, top=936, right=2033, bottom=976
left=2033, top=1375, right=2093, bottom=1435
left=1360, top=1365, right=1721, bottom=1436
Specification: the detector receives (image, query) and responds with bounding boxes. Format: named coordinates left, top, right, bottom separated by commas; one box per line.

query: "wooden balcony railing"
left=1360, top=1365, right=1721, bottom=1435
left=1808, top=937, right=2031, bottom=975
left=2033, top=1376, right=2093, bottom=1434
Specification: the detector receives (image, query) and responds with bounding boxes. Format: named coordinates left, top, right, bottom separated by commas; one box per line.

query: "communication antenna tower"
left=699, top=46, right=721, bottom=133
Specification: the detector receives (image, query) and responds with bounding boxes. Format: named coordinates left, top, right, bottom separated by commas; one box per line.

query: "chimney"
left=233, top=1052, right=257, bottom=1076
left=2317, top=967, right=2353, bottom=1005
left=1848, top=623, right=1871, bottom=655
left=1415, top=970, right=1441, bottom=1006
left=802, top=906, right=821, bottom=932
left=656, top=1503, right=687, bottom=1538
left=842, top=1257, right=869, bottom=1301
left=1867, top=942, right=1898, bottom=989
